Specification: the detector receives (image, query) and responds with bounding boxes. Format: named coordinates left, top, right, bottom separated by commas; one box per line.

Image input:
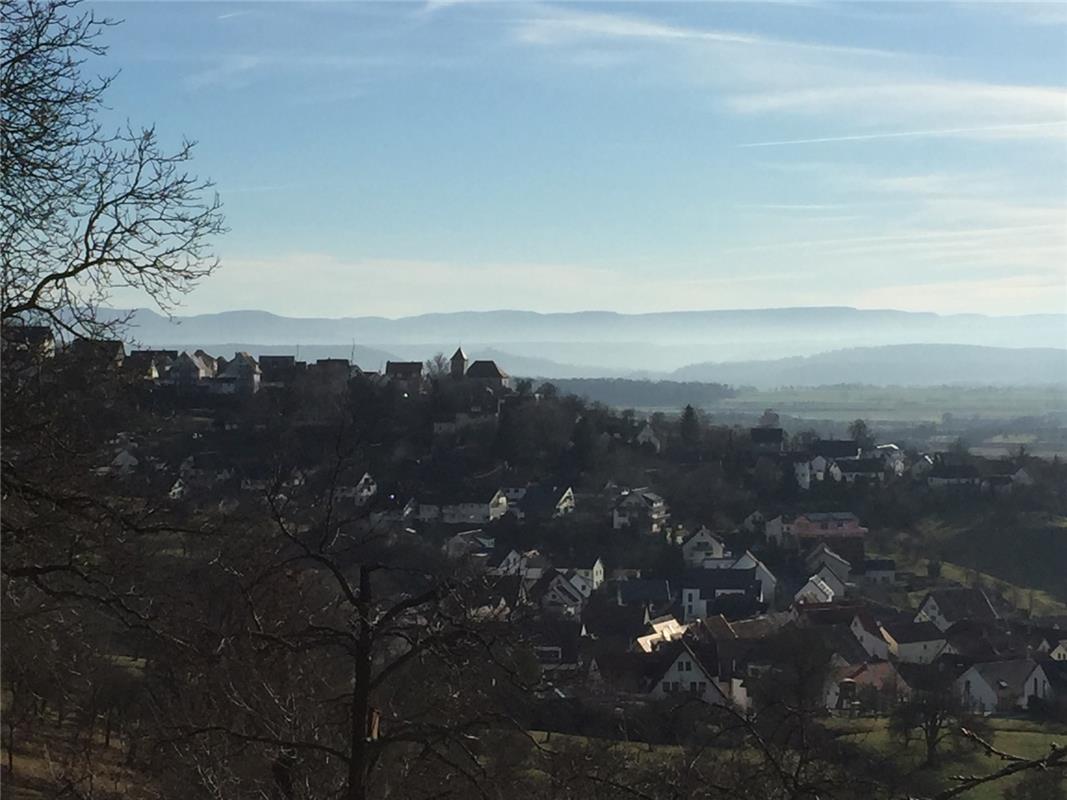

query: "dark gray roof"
left=615, top=578, right=674, bottom=608
left=682, top=568, right=759, bottom=598
left=466, top=360, right=508, bottom=379
left=970, top=659, right=1040, bottom=693
left=812, top=440, right=861, bottom=459
left=883, top=621, right=944, bottom=644
left=924, top=588, right=998, bottom=623
left=385, top=361, right=423, bottom=377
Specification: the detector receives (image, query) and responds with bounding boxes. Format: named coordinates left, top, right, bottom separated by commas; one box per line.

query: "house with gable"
left=634, top=422, right=662, bottom=453
left=516, top=483, right=576, bottom=522
left=464, top=359, right=510, bottom=389
left=927, top=461, right=982, bottom=490
left=880, top=621, right=949, bottom=664
left=810, top=439, right=860, bottom=480
left=612, top=490, right=669, bottom=535
left=957, top=659, right=1052, bottom=713
left=647, top=640, right=734, bottom=707
left=749, top=427, right=784, bottom=453
left=837, top=458, right=887, bottom=485
left=914, top=588, right=999, bottom=632
left=730, top=551, right=778, bottom=603
left=681, top=527, right=727, bottom=567
left=850, top=612, right=891, bottom=660
left=795, top=575, right=836, bottom=606
left=680, top=568, right=762, bottom=622
left=214, top=351, right=261, bottom=395
left=805, top=542, right=853, bottom=583
left=334, top=471, right=377, bottom=506
left=812, top=563, right=848, bottom=599
left=529, top=569, right=587, bottom=617
left=561, top=557, right=605, bottom=592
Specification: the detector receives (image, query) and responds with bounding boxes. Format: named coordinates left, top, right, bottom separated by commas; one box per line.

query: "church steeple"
left=450, top=347, right=468, bottom=380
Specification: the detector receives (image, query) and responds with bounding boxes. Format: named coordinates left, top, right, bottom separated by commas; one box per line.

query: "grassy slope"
left=829, top=718, right=1067, bottom=800
left=898, top=513, right=1067, bottom=610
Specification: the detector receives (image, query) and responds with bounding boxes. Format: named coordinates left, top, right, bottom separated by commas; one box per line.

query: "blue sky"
left=96, top=1, right=1067, bottom=317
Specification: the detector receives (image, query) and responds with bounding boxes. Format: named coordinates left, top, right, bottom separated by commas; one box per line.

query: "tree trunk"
left=7, top=720, right=15, bottom=783
left=347, top=566, right=374, bottom=800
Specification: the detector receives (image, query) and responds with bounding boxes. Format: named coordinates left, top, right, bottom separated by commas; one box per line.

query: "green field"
left=829, top=717, right=1067, bottom=800
left=716, top=385, right=1067, bottom=423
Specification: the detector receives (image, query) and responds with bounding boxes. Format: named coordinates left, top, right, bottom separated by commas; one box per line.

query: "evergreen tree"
left=680, top=404, right=701, bottom=445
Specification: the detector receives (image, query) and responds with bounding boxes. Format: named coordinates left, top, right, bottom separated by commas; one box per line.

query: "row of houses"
left=471, top=555, right=1067, bottom=715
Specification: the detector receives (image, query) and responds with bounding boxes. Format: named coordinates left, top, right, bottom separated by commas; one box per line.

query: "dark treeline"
left=531, top=377, right=737, bottom=409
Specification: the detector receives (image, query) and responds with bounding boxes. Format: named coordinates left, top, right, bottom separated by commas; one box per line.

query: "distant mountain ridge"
left=110, top=306, right=1067, bottom=384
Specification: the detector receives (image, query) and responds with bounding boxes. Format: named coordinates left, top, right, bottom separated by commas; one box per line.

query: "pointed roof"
left=451, top=347, right=467, bottom=361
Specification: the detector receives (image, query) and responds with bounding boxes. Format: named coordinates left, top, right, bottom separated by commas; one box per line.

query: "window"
left=697, top=682, right=707, bottom=693
left=689, top=682, right=697, bottom=693
left=662, top=681, right=671, bottom=693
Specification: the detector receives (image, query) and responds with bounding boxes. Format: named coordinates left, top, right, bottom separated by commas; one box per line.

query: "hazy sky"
left=96, top=1, right=1067, bottom=318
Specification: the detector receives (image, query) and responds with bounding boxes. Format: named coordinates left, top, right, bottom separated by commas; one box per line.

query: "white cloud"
left=513, top=6, right=1067, bottom=144
left=738, top=120, right=1067, bottom=148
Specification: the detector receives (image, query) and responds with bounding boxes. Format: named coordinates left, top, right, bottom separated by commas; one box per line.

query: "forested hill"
left=671, top=344, right=1067, bottom=388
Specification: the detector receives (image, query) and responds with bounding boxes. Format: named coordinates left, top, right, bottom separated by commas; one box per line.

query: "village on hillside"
left=5, top=329, right=1066, bottom=724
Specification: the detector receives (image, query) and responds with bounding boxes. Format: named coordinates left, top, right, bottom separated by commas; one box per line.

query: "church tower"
left=450, top=347, right=468, bottom=380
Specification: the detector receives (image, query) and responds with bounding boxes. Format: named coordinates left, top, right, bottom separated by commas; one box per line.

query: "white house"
left=648, top=642, right=731, bottom=706
left=681, top=527, right=727, bottom=566
left=957, top=659, right=1051, bottom=714
left=635, top=615, right=688, bottom=653
left=613, top=490, right=669, bottom=534
left=850, top=614, right=890, bottom=660
left=731, top=551, right=778, bottom=603
left=875, top=444, right=907, bottom=476
left=441, top=489, right=508, bottom=525
left=490, top=549, right=524, bottom=576
left=534, top=571, right=587, bottom=616
left=568, top=557, right=605, bottom=591
left=1049, top=641, right=1067, bottom=661
left=805, top=543, right=852, bottom=583
left=879, top=622, right=948, bottom=664
left=564, top=570, right=597, bottom=599
left=794, top=576, right=835, bottom=605
left=334, top=472, right=377, bottom=505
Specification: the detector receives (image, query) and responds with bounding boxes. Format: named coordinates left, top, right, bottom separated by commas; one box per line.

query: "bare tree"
left=424, top=352, right=449, bottom=379
left=1, top=0, right=225, bottom=337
